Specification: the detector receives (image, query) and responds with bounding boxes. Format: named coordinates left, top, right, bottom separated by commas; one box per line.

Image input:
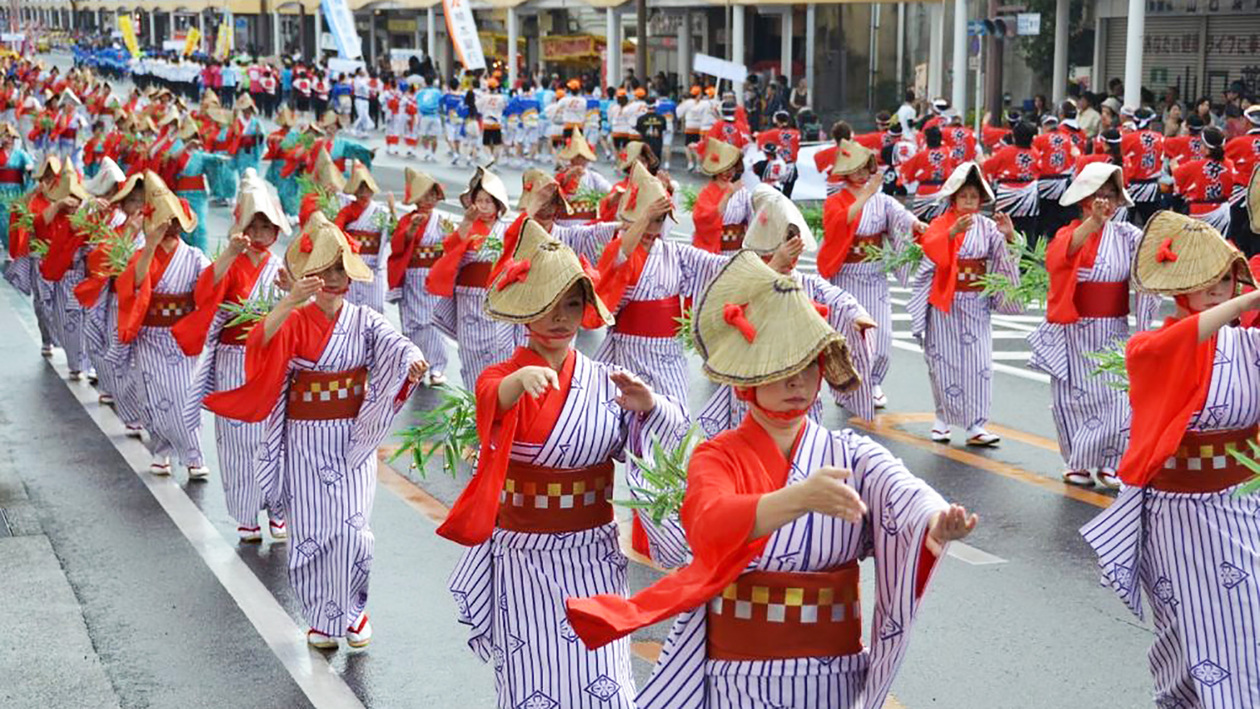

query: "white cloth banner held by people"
left=442, top=0, right=486, bottom=71
left=320, top=0, right=364, bottom=60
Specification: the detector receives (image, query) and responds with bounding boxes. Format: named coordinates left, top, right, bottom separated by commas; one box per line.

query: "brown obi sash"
left=1072, top=281, right=1130, bottom=319
left=845, top=233, right=884, bottom=264
left=1149, top=426, right=1259, bottom=494
left=142, top=292, right=195, bottom=328
left=218, top=320, right=254, bottom=345
left=346, top=229, right=382, bottom=256
left=0, top=168, right=24, bottom=183
left=613, top=297, right=683, bottom=338
left=172, top=175, right=206, bottom=192
left=955, top=258, right=988, bottom=293
left=286, top=367, right=368, bottom=421
left=567, top=206, right=598, bottom=222
left=408, top=245, right=443, bottom=269
left=720, top=224, right=747, bottom=253
left=497, top=460, right=615, bottom=534
left=456, top=261, right=493, bottom=289
left=707, top=561, right=862, bottom=662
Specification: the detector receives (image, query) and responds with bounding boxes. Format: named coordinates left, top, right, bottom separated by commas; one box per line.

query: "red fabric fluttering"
left=812, top=301, right=831, bottom=320
left=38, top=210, right=85, bottom=282
left=385, top=211, right=432, bottom=290
left=1118, top=314, right=1216, bottom=488
left=489, top=213, right=529, bottom=283
left=586, top=234, right=649, bottom=329
left=333, top=199, right=368, bottom=232
left=115, top=241, right=179, bottom=344
left=1156, top=238, right=1179, bottom=263
left=425, top=219, right=490, bottom=297
left=817, top=188, right=863, bottom=279
left=171, top=252, right=271, bottom=356
left=919, top=208, right=965, bottom=313
left=298, top=232, right=314, bottom=253
left=1045, top=220, right=1103, bottom=325
left=436, top=347, right=577, bottom=545
left=203, top=303, right=340, bottom=423
left=723, top=303, right=757, bottom=342
left=496, top=258, right=531, bottom=291
left=691, top=182, right=727, bottom=253
left=74, top=240, right=114, bottom=308
left=10, top=193, right=50, bottom=259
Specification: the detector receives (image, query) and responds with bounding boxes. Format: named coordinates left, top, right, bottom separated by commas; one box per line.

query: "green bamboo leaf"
left=861, top=241, right=925, bottom=275
left=571, top=186, right=608, bottom=209
left=679, top=186, right=699, bottom=213
left=393, top=384, right=479, bottom=478
left=614, top=424, right=705, bottom=525
left=673, top=305, right=697, bottom=356
left=1084, top=338, right=1130, bottom=393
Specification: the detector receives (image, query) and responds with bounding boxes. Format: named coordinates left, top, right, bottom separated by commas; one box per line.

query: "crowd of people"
left=3, top=49, right=1260, bottom=709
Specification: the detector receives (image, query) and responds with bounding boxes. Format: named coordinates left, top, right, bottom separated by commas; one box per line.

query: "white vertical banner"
left=441, top=0, right=486, bottom=71
left=320, top=0, right=362, bottom=60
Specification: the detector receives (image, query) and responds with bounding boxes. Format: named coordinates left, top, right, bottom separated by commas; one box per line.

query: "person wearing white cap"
left=1224, top=104, right=1260, bottom=254
left=1030, top=164, right=1160, bottom=489
left=907, top=163, right=1022, bottom=446
left=1120, top=107, right=1165, bottom=227
left=920, top=97, right=952, bottom=134
left=174, top=168, right=291, bottom=542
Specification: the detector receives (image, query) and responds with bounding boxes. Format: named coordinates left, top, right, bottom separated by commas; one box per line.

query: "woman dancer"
left=567, top=251, right=978, bottom=708
left=907, top=162, right=1022, bottom=446
left=386, top=167, right=449, bottom=385
left=438, top=219, right=686, bottom=709
left=333, top=160, right=391, bottom=314
left=691, top=137, right=753, bottom=254
left=205, top=212, right=426, bottom=649
left=1081, top=210, right=1260, bottom=708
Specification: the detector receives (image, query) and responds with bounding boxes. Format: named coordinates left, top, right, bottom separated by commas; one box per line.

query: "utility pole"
left=985, top=0, right=1004, bottom=126
left=635, top=0, right=646, bottom=82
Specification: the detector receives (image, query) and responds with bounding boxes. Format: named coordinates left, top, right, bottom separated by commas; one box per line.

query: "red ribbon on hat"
left=812, top=301, right=830, bottom=319
left=723, top=302, right=757, bottom=343
left=141, top=203, right=155, bottom=220
left=579, top=254, right=600, bottom=286
left=623, top=183, right=640, bottom=213
left=299, top=232, right=314, bottom=253
left=496, top=258, right=531, bottom=291
left=1156, top=238, right=1178, bottom=263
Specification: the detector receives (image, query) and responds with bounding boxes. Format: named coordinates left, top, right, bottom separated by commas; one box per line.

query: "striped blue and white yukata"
left=696, top=270, right=877, bottom=439
left=447, top=351, right=688, bottom=709
left=83, top=212, right=144, bottom=416
left=338, top=194, right=390, bottom=314
left=255, top=303, right=421, bottom=636
left=185, top=254, right=284, bottom=528
left=4, top=249, right=57, bottom=349
left=636, top=423, right=948, bottom=709
left=1081, top=325, right=1260, bottom=708
left=828, top=193, right=918, bottom=390
left=907, top=215, right=1022, bottom=430
left=593, top=239, right=728, bottom=406
left=47, top=244, right=91, bottom=374
left=391, top=212, right=451, bottom=378
left=129, top=241, right=210, bottom=467
left=1027, top=220, right=1160, bottom=473
left=100, top=284, right=145, bottom=429
left=431, top=219, right=526, bottom=389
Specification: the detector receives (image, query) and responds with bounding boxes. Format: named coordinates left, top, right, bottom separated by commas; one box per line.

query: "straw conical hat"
left=831, top=139, right=876, bottom=176
left=1134, top=210, right=1253, bottom=295
left=199, top=90, right=220, bottom=108
left=558, top=127, right=597, bottom=162
left=206, top=107, right=233, bottom=126
left=459, top=166, right=509, bottom=214
left=84, top=157, right=125, bottom=198
left=484, top=218, right=613, bottom=326
left=936, top=162, right=995, bottom=203
left=175, top=118, right=201, bottom=142
left=743, top=184, right=817, bottom=255
left=1060, top=163, right=1134, bottom=207
left=693, top=251, right=859, bottom=391
left=318, top=110, right=344, bottom=130
left=1249, top=166, right=1260, bottom=233
left=109, top=172, right=145, bottom=205
left=617, top=161, right=671, bottom=223
left=142, top=171, right=197, bottom=235
left=286, top=212, right=373, bottom=282
left=312, top=148, right=346, bottom=192
left=342, top=160, right=379, bottom=195
left=403, top=167, right=443, bottom=206
left=700, top=137, right=742, bottom=176
left=235, top=94, right=257, bottom=113
left=47, top=161, right=89, bottom=202
left=615, top=140, right=658, bottom=172
left=233, top=168, right=291, bottom=236
left=34, top=154, right=62, bottom=182
left=275, top=104, right=297, bottom=128
left=518, top=168, right=570, bottom=214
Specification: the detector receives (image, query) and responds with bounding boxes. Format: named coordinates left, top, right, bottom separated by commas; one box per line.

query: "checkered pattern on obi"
left=709, top=579, right=861, bottom=625
left=143, top=292, right=196, bottom=327
left=499, top=474, right=611, bottom=511
left=720, top=223, right=747, bottom=251
left=1165, top=435, right=1248, bottom=472
left=408, top=245, right=444, bottom=268
left=289, top=370, right=368, bottom=403
left=346, top=230, right=382, bottom=255
left=955, top=257, right=988, bottom=292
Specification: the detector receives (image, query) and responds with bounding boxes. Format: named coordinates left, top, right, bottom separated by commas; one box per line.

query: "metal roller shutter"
left=1204, top=14, right=1260, bottom=99
left=1100, top=15, right=1201, bottom=100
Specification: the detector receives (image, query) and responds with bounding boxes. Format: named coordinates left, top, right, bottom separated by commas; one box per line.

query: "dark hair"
left=1012, top=121, right=1035, bottom=148
left=904, top=88, right=915, bottom=103
left=1101, top=128, right=1123, bottom=163
left=1203, top=126, right=1226, bottom=161
left=1060, top=101, right=1077, bottom=120
left=924, top=126, right=943, bottom=148
left=831, top=120, right=852, bottom=142
left=448, top=77, right=459, bottom=91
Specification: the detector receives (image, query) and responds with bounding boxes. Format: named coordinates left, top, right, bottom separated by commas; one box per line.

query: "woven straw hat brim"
left=343, top=162, right=379, bottom=195
left=142, top=171, right=197, bottom=235
left=1059, top=163, right=1135, bottom=207
left=518, top=169, right=569, bottom=214
left=1249, top=167, right=1260, bottom=233
left=831, top=140, right=876, bottom=176
left=558, top=128, right=597, bottom=162
left=48, top=163, right=89, bottom=202
left=700, top=138, right=742, bottom=176
left=616, top=141, right=658, bottom=171
left=313, top=149, right=346, bottom=192
left=1134, top=210, right=1254, bottom=295
left=34, top=155, right=62, bottom=182
left=693, top=252, right=860, bottom=391
left=234, top=168, right=292, bottom=236
left=936, top=162, right=995, bottom=204
left=109, top=173, right=145, bottom=205
left=459, top=167, right=510, bottom=214
left=743, top=184, right=818, bottom=254
left=403, top=167, right=443, bottom=206
left=484, top=219, right=614, bottom=326
left=285, top=212, right=374, bottom=283
left=617, top=162, right=672, bottom=223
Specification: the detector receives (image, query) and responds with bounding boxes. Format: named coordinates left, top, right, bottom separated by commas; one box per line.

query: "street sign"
left=967, top=19, right=987, bottom=36
left=1017, top=13, right=1041, bottom=36
left=694, top=52, right=748, bottom=84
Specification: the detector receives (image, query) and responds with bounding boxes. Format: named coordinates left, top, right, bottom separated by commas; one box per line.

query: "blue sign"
left=967, top=19, right=988, bottom=36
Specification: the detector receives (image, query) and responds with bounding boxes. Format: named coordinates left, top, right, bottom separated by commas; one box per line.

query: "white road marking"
left=947, top=541, right=1008, bottom=566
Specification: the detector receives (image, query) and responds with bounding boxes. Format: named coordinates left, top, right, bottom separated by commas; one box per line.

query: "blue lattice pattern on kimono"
left=515, top=691, right=559, bottom=709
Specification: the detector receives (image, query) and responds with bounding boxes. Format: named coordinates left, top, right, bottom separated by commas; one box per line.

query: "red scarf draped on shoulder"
left=333, top=199, right=369, bottom=232
left=386, top=210, right=432, bottom=290
left=566, top=415, right=801, bottom=649
left=1118, top=314, right=1216, bottom=487
left=10, top=193, right=50, bottom=259
left=115, top=241, right=179, bottom=344
left=587, top=232, right=649, bottom=327
left=38, top=209, right=85, bottom=282
left=817, top=188, right=863, bottom=279
left=171, top=253, right=270, bottom=356
left=919, top=207, right=964, bottom=313
left=74, top=239, right=114, bottom=308
left=437, top=347, right=577, bottom=545
left=1044, top=219, right=1103, bottom=325
left=691, top=182, right=727, bottom=253
left=425, top=218, right=491, bottom=297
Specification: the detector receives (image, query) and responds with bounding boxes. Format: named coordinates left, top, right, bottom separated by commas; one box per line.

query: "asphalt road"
left=0, top=52, right=1161, bottom=709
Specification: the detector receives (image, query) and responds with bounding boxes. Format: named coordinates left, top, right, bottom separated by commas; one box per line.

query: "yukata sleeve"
left=678, top=243, right=731, bottom=299
left=1120, top=221, right=1161, bottom=331
left=551, top=221, right=619, bottom=265
left=906, top=258, right=935, bottom=341
left=804, top=273, right=876, bottom=421
left=883, top=195, right=920, bottom=286
left=348, top=309, right=423, bottom=470
left=623, top=392, right=694, bottom=570
left=844, top=429, right=949, bottom=709
left=986, top=219, right=1024, bottom=315
left=722, top=186, right=753, bottom=225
